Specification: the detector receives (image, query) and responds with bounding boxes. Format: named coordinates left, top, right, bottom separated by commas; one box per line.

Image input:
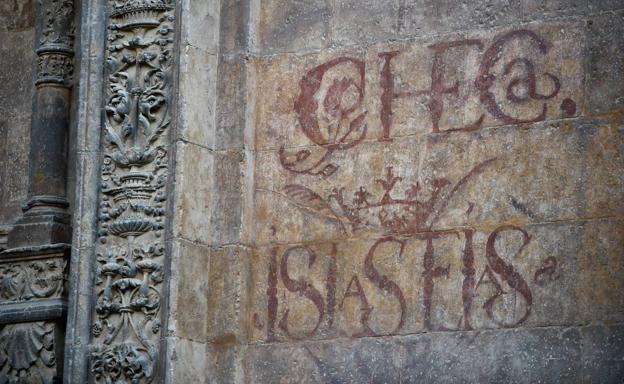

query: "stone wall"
left=0, top=0, right=34, bottom=245
left=1, top=0, right=623, bottom=383
left=185, top=1, right=624, bottom=382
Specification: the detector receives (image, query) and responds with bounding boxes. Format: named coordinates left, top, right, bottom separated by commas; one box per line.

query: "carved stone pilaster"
left=88, top=1, right=177, bottom=382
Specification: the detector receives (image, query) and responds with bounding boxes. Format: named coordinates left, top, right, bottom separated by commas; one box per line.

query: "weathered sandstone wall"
left=174, top=1, right=624, bottom=382
left=1, top=1, right=623, bottom=382
left=0, top=0, right=35, bottom=243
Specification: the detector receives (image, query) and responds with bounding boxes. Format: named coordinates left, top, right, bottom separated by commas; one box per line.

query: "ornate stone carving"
left=9, top=0, right=75, bottom=250
left=90, top=1, right=176, bottom=382
left=0, top=322, right=57, bottom=383
left=0, top=247, right=68, bottom=382
left=36, top=52, right=74, bottom=86
left=36, top=0, right=75, bottom=86
left=40, top=0, right=74, bottom=46
left=0, top=2, right=74, bottom=381
left=0, top=258, right=66, bottom=303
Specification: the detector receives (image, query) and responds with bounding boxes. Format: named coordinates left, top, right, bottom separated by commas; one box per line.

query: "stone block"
left=171, top=142, right=214, bottom=245
left=250, top=0, right=331, bottom=54
left=207, top=245, right=250, bottom=342
left=180, top=0, right=220, bottom=54
left=0, top=0, right=34, bottom=32
left=397, top=0, right=620, bottom=41
left=206, top=343, right=246, bottom=384
left=165, top=337, right=209, bottom=384
left=210, top=150, right=245, bottom=245
left=0, top=29, right=33, bottom=224
left=581, top=323, right=624, bottom=383
left=585, top=10, right=624, bottom=114
left=418, top=118, right=623, bottom=231
left=216, top=55, right=247, bottom=150
left=576, top=221, right=624, bottom=323
left=177, top=45, right=218, bottom=149
left=168, top=240, right=210, bottom=341
left=330, top=0, right=624, bottom=48
left=331, top=0, right=400, bottom=47
left=588, top=0, right=624, bottom=12
left=244, top=326, right=582, bottom=383
left=219, top=0, right=250, bottom=55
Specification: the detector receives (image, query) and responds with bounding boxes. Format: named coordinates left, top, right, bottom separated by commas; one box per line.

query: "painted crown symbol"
left=284, top=159, right=496, bottom=236
left=325, top=166, right=452, bottom=234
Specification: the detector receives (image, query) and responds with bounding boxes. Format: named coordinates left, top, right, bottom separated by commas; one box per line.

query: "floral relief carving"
left=0, top=259, right=66, bottom=303
left=36, top=53, right=74, bottom=85
left=90, top=1, right=175, bottom=382
left=40, top=0, right=74, bottom=46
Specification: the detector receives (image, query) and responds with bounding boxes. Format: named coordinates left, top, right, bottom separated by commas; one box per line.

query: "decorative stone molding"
left=36, top=51, right=74, bottom=86
left=0, top=257, right=66, bottom=303
left=89, top=0, right=176, bottom=382
left=0, top=226, right=8, bottom=252
left=0, top=244, right=69, bottom=383
left=0, top=244, right=70, bottom=316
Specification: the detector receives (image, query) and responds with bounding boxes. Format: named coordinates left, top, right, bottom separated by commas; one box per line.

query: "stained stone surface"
left=1, top=0, right=623, bottom=383
left=245, top=326, right=585, bottom=383
left=193, top=1, right=624, bottom=383
left=0, top=0, right=34, bottom=230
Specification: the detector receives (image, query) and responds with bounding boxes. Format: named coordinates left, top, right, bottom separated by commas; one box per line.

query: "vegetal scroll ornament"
left=91, top=1, right=175, bottom=382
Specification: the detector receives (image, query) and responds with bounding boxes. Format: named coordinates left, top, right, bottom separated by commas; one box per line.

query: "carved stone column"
left=87, top=1, right=177, bottom=382
left=7, top=0, right=75, bottom=249
left=0, top=0, right=75, bottom=382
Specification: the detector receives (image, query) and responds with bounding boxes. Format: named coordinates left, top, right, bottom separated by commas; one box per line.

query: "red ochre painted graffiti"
left=379, top=39, right=486, bottom=138
left=261, top=225, right=549, bottom=340
left=280, top=29, right=576, bottom=175
left=280, top=57, right=367, bottom=177
left=264, top=28, right=567, bottom=341
left=283, top=159, right=496, bottom=236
